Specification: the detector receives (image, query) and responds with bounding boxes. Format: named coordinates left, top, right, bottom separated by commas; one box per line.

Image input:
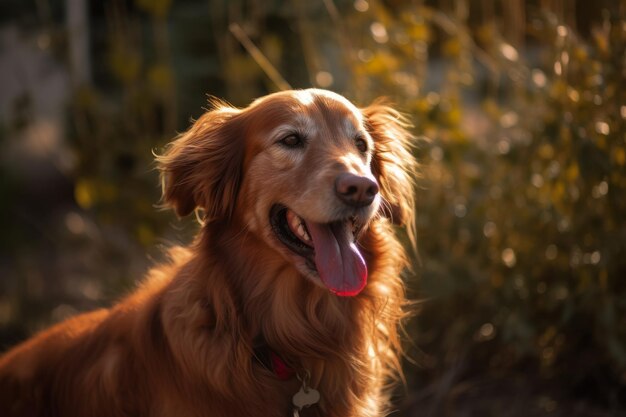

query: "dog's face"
left=158, top=89, right=415, bottom=297
left=241, top=90, right=379, bottom=296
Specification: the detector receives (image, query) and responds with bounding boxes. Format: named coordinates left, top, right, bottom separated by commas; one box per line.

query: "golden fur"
left=0, top=89, right=416, bottom=417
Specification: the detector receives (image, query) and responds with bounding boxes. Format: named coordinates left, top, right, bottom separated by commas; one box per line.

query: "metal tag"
left=292, top=386, right=320, bottom=410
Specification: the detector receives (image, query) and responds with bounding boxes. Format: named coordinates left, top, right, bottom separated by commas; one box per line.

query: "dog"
left=0, top=89, right=416, bottom=417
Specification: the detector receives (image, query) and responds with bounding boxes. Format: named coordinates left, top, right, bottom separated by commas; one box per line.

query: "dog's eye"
left=280, top=134, right=304, bottom=148
left=355, top=137, right=368, bottom=153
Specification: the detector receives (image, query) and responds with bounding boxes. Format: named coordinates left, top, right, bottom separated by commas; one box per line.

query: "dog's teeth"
left=287, top=210, right=310, bottom=243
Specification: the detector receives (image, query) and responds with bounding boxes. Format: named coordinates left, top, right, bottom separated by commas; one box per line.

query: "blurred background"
left=1, top=0, right=625, bottom=415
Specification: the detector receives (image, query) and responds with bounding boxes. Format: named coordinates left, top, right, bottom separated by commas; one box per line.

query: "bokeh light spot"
left=502, top=248, right=517, bottom=268
left=354, top=0, right=369, bottom=12
left=370, top=22, right=389, bottom=43
left=315, top=71, right=334, bottom=88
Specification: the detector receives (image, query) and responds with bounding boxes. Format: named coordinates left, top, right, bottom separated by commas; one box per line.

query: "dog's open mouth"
left=270, top=204, right=367, bottom=297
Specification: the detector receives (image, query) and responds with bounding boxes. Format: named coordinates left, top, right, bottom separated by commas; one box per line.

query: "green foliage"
left=417, top=7, right=626, bottom=380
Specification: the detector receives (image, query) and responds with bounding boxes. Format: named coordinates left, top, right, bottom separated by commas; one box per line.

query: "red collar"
left=269, top=350, right=294, bottom=380
left=253, top=342, right=295, bottom=380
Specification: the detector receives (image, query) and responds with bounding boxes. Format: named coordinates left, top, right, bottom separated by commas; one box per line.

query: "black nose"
left=335, top=173, right=379, bottom=208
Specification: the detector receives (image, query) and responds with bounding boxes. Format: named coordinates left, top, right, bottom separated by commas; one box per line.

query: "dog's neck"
left=197, top=220, right=363, bottom=365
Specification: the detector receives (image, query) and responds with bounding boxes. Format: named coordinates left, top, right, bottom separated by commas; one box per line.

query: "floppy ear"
left=157, top=104, right=244, bottom=220
left=362, top=100, right=417, bottom=234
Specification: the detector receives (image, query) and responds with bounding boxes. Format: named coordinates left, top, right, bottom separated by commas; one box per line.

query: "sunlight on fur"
left=0, top=89, right=417, bottom=417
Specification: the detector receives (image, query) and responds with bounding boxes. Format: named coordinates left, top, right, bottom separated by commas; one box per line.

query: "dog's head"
left=158, top=89, right=415, bottom=296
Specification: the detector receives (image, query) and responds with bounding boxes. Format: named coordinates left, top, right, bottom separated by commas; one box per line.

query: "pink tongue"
left=305, top=221, right=367, bottom=296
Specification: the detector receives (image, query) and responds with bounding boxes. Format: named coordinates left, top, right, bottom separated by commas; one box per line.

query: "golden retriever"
left=0, top=89, right=416, bottom=417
